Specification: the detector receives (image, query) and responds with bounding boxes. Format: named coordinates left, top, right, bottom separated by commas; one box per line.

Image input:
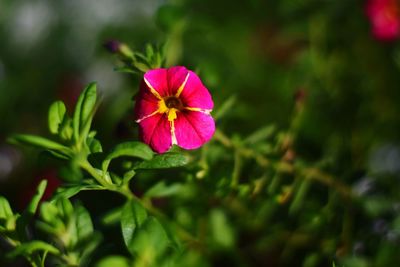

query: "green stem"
left=80, top=159, right=135, bottom=200
left=231, top=150, right=242, bottom=188
left=80, top=160, right=111, bottom=189
left=79, top=157, right=198, bottom=244
left=214, top=129, right=353, bottom=199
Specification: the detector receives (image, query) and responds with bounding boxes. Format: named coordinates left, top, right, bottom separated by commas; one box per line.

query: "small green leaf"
left=102, top=142, right=153, bottom=172
left=75, top=203, right=94, bottom=241
left=210, top=209, right=235, bottom=248
left=51, top=183, right=105, bottom=201
left=244, top=124, right=276, bottom=145
left=129, top=216, right=170, bottom=256
left=6, top=240, right=60, bottom=258
left=145, top=43, right=154, bottom=58
left=134, top=152, right=188, bottom=170
left=58, top=198, right=74, bottom=219
left=100, top=207, right=122, bottom=226
left=48, top=101, right=67, bottom=134
left=122, top=170, right=136, bottom=185
left=133, top=61, right=151, bottom=73
left=73, top=82, right=97, bottom=143
left=8, top=134, right=72, bottom=157
left=25, top=180, right=47, bottom=216
left=121, top=200, right=148, bottom=255
left=0, top=196, right=13, bottom=219
left=214, top=95, right=236, bottom=120
left=87, top=137, right=103, bottom=153
left=79, top=232, right=102, bottom=265
left=80, top=84, right=97, bottom=129
left=364, top=196, right=392, bottom=217
left=39, top=202, right=59, bottom=224
left=96, top=256, right=131, bottom=267
left=59, top=116, right=74, bottom=141
left=144, top=181, right=183, bottom=198
left=114, top=66, right=137, bottom=74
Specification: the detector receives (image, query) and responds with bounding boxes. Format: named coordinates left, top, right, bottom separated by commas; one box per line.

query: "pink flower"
left=366, top=0, right=400, bottom=41
left=134, top=66, right=215, bottom=153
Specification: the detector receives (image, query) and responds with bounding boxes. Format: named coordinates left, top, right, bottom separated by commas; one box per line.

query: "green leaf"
left=121, top=200, right=148, bottom=255
left=73, top=82, right=97, bottom=143
left=102, top=142, right=153, bottom=172
left=214, top=95, right=236, bottom=120
left=87, top=137, right=103, bottom=153
left=100, top=207, right=122, bottom=226
left=364, top=196, right=392, bottom=217
left=0, top=196, right=13, bottom=219
left=114, top=66, right=137, bottom=74
left=75, top=203, right=94, bottom=241
left=244, top=124, right=276, bottom=145
left=25, top=180, right=47, bottom=216
left=133, top=62, right=151, bottom=73
left=210, top=209, right=235, bottom=248
left=59, top=116, right=73, bottom=141
left=8, top=134, right=72, bottom=157
left=79, top=232, right=102, bottom=266
left=145, top=43, right=154, bottom=59
left=39, top=202, right=59, bottom=223
left=58, top=198, right=74, bottom=220
left=96, top=256, right=130, bottom=267
left=51, top=183, right=105, bottom=201
left=122, top=170, right=136, bottom=185
left=144, top=181, right=183, bottom=198
left=48, top=101, right=67, bottom=134
left=134, top=152, right=188, bottom=170
left=129, top=216, right=170, bottom=256
left=6, top=240, right=60, bottom=258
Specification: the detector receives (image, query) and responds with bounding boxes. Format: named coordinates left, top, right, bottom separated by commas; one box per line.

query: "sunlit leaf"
left=75, top=203, right=94, bottom=242
left=121, top=200, right=148, bottom=255
left=244, top=124, right=276, bottom=145
left=210, top=209, right=235, bottom=248
left=96, top=256, right=130, bottom=267
left=133, top=152, right=188, bottom=170
left=6, top=240, right=60, bottom=258
left=25, top=180, right=47, bottom=216
left=51, top=183, right=105, bottom=201
left=73, top=82, right=97, bottom=143
left=102, top=141, right=153, bottom=172
left=48, top=101, right=67, bottom=135
left=214, top=95, right=236, bottom=120
left=0, top=196, right=13, bottom=219
left=8, top=134, right=72, bottom=157
left=144, top=181, right=183, bottom=198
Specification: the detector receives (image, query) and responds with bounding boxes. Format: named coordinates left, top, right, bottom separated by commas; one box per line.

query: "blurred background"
left=1, top=0, right=400, bottom=266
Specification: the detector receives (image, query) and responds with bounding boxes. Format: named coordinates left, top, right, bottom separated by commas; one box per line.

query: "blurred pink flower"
left=134, top=66, right=215, bottom=153
left=366, top=0, right=400, bottom=41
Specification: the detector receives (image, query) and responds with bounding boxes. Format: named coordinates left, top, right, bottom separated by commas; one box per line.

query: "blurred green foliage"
left=1, top=0, right=400, bottom=266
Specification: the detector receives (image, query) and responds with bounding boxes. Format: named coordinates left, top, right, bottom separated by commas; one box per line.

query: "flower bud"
left=103, top=40, right=134, bottom=59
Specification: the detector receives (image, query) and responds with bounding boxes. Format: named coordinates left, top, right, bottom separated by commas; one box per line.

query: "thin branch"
left=213, top=129, right=353, bottom=199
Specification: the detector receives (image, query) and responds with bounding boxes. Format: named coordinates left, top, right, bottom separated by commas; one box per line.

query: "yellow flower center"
left=158, top=96, right=183, bottom=122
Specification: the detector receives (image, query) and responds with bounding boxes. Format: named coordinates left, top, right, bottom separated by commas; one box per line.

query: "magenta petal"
left=134, top=81, right=159, bottom=121
left=167, top=66, right=188, bottom=95
left=174, top=111, right=215, bottom=150
left=138, top=114, right=172, bottom=153
left=366, top=0, right=400, bottom=41
left=179, top=71, right=214, bottom=110
left=144, top=68, right=169, bottom=97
